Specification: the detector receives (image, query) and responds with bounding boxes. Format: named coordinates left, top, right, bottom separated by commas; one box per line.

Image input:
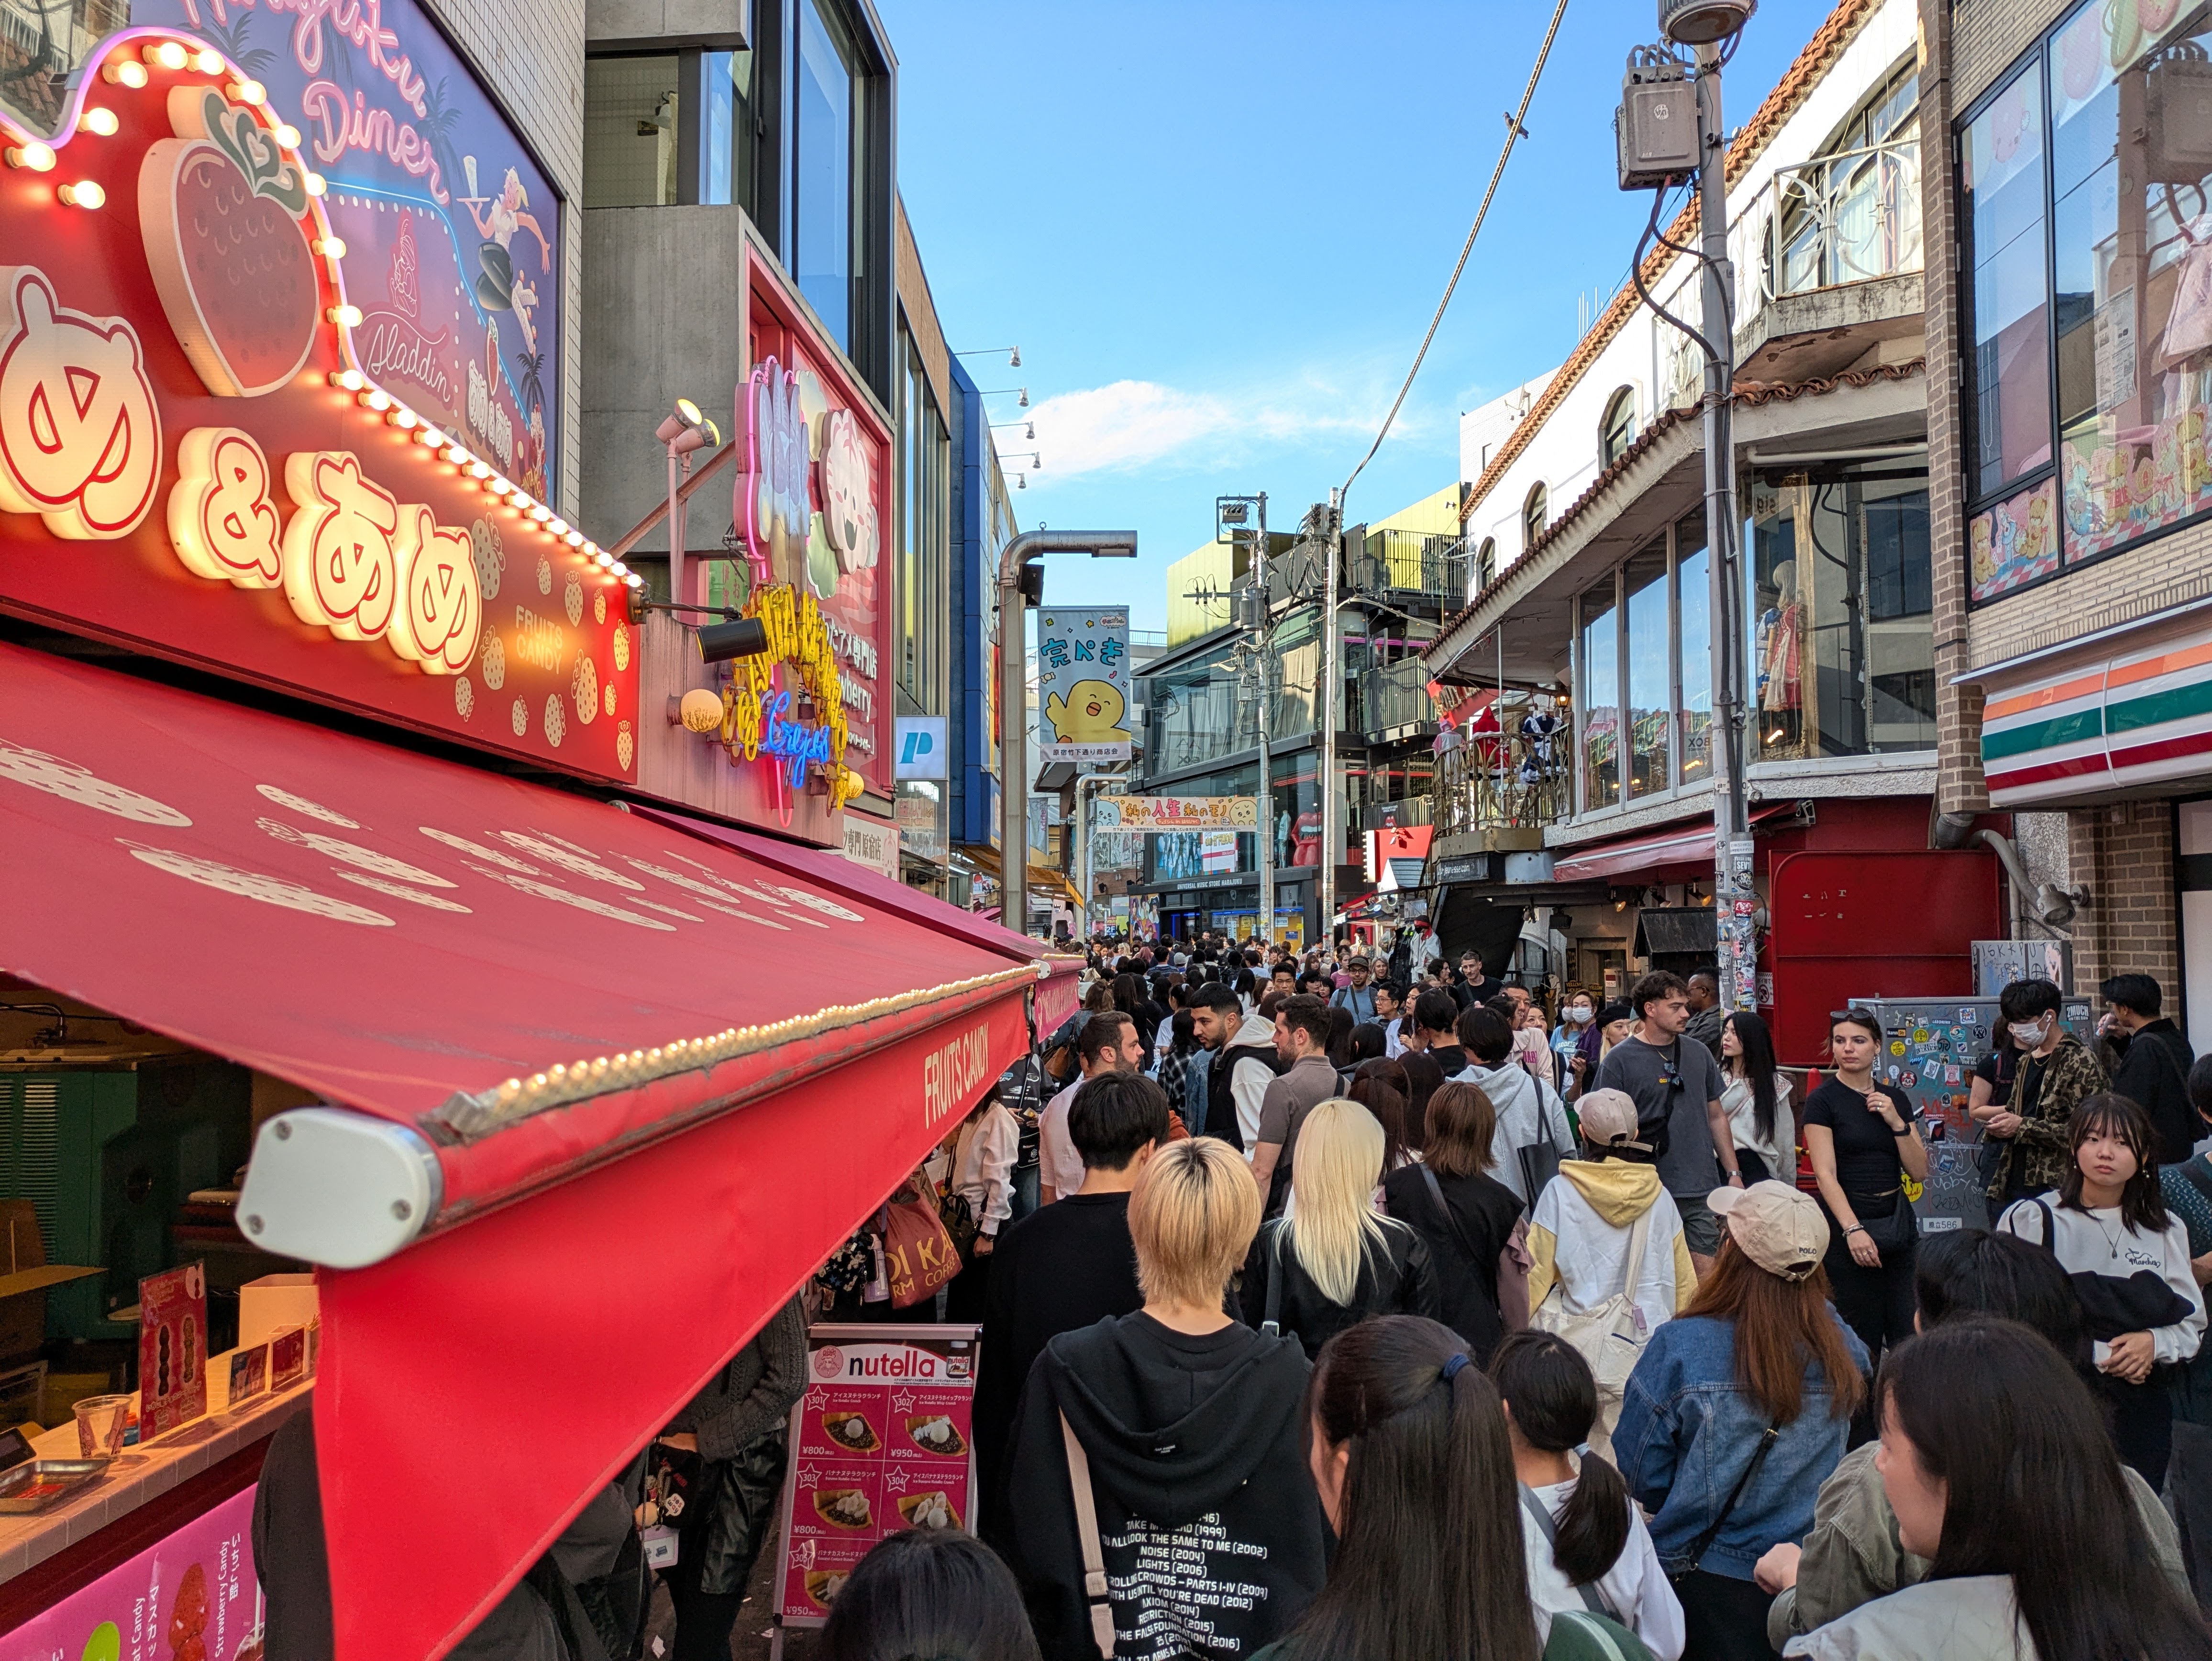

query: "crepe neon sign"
left=715, top=580, right=863, bottom=809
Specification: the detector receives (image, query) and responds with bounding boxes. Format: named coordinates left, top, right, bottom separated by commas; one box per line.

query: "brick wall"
left=420, top=0, right=587, bottom=519
left=1952, top=0, right=2068, bottom=106
left=2066, top=801, right=2178, bottom=995
left=896, top=200, right=951, bottom=416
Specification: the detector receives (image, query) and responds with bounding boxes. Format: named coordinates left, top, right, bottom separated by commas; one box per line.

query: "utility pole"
left=1319, top=490, right=1343, bottom=953
left=1219, top=494, right=1274, bottom=946
left=1694, top=42, right=1755, bottom=1013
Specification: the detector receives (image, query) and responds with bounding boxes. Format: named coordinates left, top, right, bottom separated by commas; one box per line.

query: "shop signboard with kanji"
left=773, top=1325, right=980, bottom=1630
left=1099, top=795, right=1259, bottom=832
left=0, top=10, right=638, bottom=783
left=1037, top=608, right=1132, bottom=763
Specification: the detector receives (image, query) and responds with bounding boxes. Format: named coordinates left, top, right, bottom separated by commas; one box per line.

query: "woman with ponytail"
left=1492, top=1332, right=1683, bottom=1660
left=1250, top=1315, right=1656, bottom=1661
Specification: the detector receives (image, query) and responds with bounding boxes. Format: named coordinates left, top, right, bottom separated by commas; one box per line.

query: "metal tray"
left=0, top=1458, right=109, bottom=1513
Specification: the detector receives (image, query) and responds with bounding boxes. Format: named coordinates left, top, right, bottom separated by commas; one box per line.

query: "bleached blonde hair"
left=1128, top=1136, right=1261, bottom=1310
left=1285, top=1098, right=1390, bottom=1307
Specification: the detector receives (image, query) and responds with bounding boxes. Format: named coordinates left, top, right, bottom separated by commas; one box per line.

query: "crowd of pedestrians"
left=361, top=928, right=2212, bottom=1660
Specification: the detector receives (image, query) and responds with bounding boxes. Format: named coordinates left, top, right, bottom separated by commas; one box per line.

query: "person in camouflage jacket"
left=1983, top=1025, right=2109, bottom=1201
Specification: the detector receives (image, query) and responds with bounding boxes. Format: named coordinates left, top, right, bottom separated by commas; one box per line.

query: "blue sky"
left=879, top=0, right=1839, bottom=635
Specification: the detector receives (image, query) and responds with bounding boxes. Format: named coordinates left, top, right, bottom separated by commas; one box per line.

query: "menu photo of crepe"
left=822, top=1410, right=879, bottom=1452
left=896, top=1490, right=961, bottom=1531
left=904, top=1414, right=966, bottom=1457
left=813, top=1488, right=873, bottom=1530
left=804, top=1567, right=851, bottom=1609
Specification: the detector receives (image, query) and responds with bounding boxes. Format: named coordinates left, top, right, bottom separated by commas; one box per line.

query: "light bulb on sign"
left=329, top=369, right=365, bottom=392
left=489, top=477, right=513, bottom=496
left=229, top=79, right=265, bottom=105
left=56, top=180, right=104, bottom=209
left=302, top=173, right=326, bottom=197
left=564, top=530, right=584, bottom=547
left=5, top=143, right=53, bottom=171
left=273, top=123, right=301, bottom=148
left=145, top=41, right=188, bottom=70
left=468, top=461, right=491, bottom=480
left=387, top=408, right=418, bottom=430
left=103, top=60, right=148, bottom=88
left=80, top=109, right=118, bottom=137
left=312, top=236, right=346, bottom=259
left=415, top=426, right=445, bottom=448
left=357, top=388, right=390, bottom=412
left=548, top=517, right=568, bottom=536
left=194, top=47, right=223, bottom=73
left=328, top=303, right=362, bottom=328
left=528, top=505, right=551, bottom=523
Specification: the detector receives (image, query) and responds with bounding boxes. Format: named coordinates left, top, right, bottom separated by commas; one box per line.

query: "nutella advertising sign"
left=0, top=10, right=633, bottom=782
left=774, top=1325, right=980, bottom=1627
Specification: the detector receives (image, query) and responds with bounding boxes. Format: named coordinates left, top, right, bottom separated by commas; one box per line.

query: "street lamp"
left=978, top=387, right=1029, bottom=408
left=995, top=530, right=1139, bottom=938
left=654, top=399, right=720, bottom=607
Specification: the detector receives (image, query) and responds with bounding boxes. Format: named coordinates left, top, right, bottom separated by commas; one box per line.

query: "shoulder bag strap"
left=1517, top=1484, right=1615, bottom=1617
left=1680, top=1422, right=1781, bottom=1572
left=1621, top=1203, right=1656, bottom=1302
left=2033, top=1197, right=2060, bottom=1257
left=1421, top=1165, right=1487, bottom=1266
left=1059, top=1411, right=1117, bottom=1660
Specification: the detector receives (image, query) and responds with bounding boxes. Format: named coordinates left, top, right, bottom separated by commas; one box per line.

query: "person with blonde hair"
left=1241, top=1098, right=1440, bottom=1359
left=1000, top=1138, right=1326, bottom=1659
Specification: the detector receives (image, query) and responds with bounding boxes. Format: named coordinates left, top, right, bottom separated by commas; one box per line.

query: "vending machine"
left=1846, top=995, right=2094, bottom=1236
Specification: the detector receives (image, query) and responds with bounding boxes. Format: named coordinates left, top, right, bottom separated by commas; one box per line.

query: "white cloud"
left=1011, top=378, right=1384, bottom=482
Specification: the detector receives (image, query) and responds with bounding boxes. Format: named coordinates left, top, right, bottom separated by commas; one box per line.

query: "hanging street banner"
left=1098, top=796, right=1259, bottom=833
left=1037, top=607, right=1132, bottom=763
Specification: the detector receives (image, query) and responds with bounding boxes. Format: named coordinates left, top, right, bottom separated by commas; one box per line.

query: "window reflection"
left=1965, top=65, right=2051, bottom=497
left=1678, top=515, right=1712, bottom=780
left=795, top=0, right=857, bottom=347
left=1747, top=469, right=1935, bottom=760
left=1580, top=584, right=1619, bottom=809
left=1625, top=547, right=1670, bottom=798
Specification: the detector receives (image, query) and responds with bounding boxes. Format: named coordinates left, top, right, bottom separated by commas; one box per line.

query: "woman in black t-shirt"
left=1802, top=1009, right=1929, bottom=1377
left=1382, top=1080, right=1526, bottom=1361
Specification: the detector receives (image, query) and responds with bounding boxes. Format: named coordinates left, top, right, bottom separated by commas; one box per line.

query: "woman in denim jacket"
left=1613, top=1181, right=1869, bottom=1661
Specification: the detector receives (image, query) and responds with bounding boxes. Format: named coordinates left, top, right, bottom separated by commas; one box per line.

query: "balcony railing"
left=1659, top=135, right=1923, bottom=408
left=1354, top=660, right=1436, bottom=739
left=1350, top=530, right=1470, bottom=604
left=1433, top=700, right=1571, bottom=839
left=1734, top=136, right=1922, bottom=311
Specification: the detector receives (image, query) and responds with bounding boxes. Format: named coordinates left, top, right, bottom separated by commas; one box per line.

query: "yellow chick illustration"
left=1046, top=677, right=1131, bottom=745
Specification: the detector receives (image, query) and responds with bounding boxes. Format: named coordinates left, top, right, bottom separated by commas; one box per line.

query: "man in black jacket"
left=2105, top=972, right=2199, bottom=1163
left=1000, top=1137, right=1325, bottom=1660
left=974, top=1073, right=1168, bottom=1540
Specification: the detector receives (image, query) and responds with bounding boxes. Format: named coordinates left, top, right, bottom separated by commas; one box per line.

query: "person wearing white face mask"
left=1554, top=991, right=1597, bottom=1102
left=1976, top=979, right=2109, bottom=1210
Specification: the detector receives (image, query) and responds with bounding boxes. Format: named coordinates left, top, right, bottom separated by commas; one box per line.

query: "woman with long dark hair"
left=1493, top=1331, right=1683, bottom=1660
left=1326, top=1006, right=1358, bottom=1071
left=1346, top=1072, right=1414, bottom=1179
left=1249, top=1316, right=1651, bottom=1661
left=1398, top=1049, right=1445, bottom=1156
left=1614, top=1182, right=1867, bottom=1661
left=1782, top=1318, right=2212, bottom=1661
left=1718, top=1010, right=1793, bottom=1186
left=1802, top=1009, right=1926, bottom=1378
left=1384, top=1080, right=1528, bottom=1360
left=1997, top=1093, right=2204, bottom=1488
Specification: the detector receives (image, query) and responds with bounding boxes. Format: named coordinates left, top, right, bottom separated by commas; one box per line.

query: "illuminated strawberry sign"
left=0, top=30, right=635, bottom=783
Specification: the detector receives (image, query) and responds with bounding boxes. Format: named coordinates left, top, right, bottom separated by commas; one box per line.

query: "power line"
left=1339, top=0, right=1574, bottom=507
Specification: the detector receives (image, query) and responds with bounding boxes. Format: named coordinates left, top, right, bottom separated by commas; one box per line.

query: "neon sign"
left=715, top=580, right=862, bottom=810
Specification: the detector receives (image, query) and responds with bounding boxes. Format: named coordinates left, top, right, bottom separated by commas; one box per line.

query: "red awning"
left=0, top=642, right=1038, bottom=1660
left=1549, top=805, right=1791, bottom=886
left=631, top=805, right=1084, bottom=1036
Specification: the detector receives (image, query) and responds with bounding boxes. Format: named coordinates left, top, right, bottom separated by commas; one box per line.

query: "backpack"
left=1530, top=1202, right=1656, bottom=1462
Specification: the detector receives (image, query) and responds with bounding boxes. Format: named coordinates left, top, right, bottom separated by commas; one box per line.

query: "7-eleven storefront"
left=1971, top=606, right=2212, bottom=1036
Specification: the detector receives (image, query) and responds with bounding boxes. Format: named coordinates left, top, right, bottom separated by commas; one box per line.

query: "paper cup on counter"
left=73, top=1394, right=132, bottom=1457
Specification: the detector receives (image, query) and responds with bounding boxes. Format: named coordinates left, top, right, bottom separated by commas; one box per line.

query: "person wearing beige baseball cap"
left=1524, top=1088, right=1699, bottom=1462
left=1612, top=1179, right=1870, bottom=1661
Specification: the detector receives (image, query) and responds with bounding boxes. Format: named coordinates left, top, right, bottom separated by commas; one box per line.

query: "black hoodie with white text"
left=1001, top=1311, right=1326, bottom=1661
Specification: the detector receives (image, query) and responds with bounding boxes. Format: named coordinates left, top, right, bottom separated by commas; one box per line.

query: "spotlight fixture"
left=695, top=617, right=771, bottom=663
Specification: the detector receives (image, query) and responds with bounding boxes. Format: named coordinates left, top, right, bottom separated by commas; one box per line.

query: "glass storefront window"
left=1624, top=546, right=1670, bottom=798
left=795, top=0, right=858, bottom=348
left=1965, top=65, right=2050, bottom=498
left=1748, top=469, right=1936, bottom=759
left=1677, top=511, right=1712, bottom=783
left=1579, top=583, right=1619, bottom=809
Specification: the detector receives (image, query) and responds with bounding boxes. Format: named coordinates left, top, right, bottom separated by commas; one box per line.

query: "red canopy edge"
left=320, top=989, right=1033, bottom=1661
left=633, top=804, right=1087, bottom=1035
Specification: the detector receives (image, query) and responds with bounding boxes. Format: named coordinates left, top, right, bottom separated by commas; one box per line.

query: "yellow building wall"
left=1372, top=483, right=1464, bottom=536
left=1166, top=542, right=1239, bottom=647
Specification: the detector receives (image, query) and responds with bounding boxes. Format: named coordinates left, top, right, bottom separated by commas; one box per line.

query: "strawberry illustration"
left=140, top=87, right=319, bottom=398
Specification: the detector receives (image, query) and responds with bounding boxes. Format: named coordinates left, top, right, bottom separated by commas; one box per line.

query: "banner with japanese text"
left=1036, top=608, right=1131, bottom=763
left=1098, top=795, right=1259, bottom=832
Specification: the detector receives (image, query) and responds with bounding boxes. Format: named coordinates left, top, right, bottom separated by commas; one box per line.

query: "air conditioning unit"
left=2146, top=44, right=2212, bottom=186
left=1616, top=51, right=1700, bottom=191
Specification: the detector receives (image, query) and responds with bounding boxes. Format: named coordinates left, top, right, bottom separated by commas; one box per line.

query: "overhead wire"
left=1338, top=0, right=1574, bottom=508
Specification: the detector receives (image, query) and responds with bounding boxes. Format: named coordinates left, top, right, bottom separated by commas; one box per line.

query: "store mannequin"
left=1758, top=560, right=1804, bottom=757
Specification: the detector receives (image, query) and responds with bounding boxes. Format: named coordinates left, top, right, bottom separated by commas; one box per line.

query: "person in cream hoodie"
left=1526, top=1089, right=1699, bottom=1345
